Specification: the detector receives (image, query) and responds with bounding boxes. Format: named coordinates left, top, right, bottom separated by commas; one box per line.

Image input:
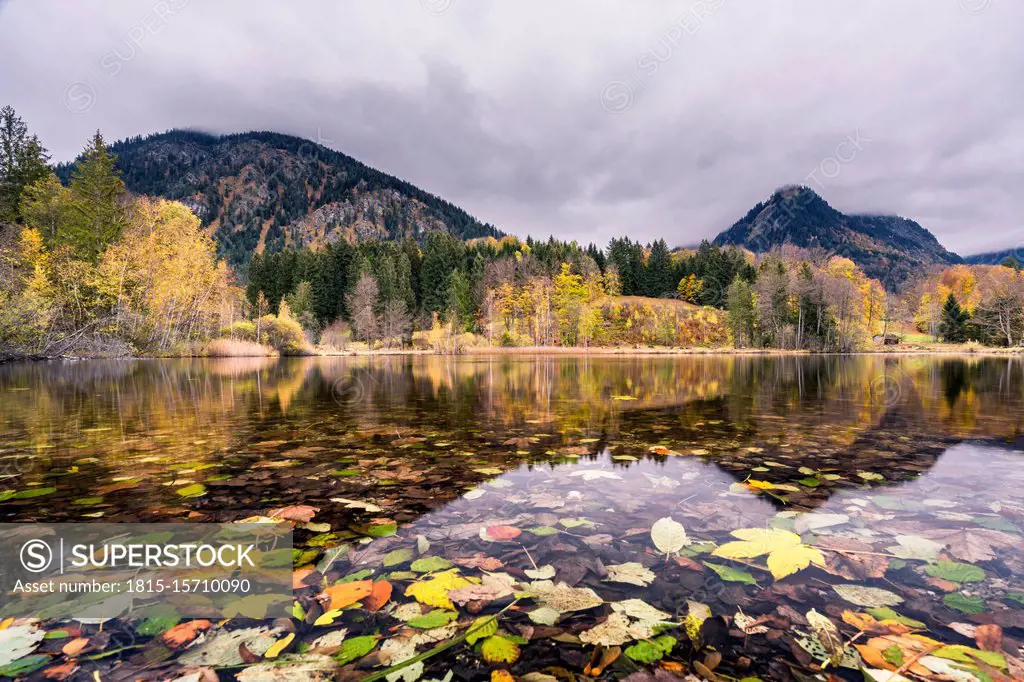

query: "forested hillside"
left=56, top=130, right=502, bottom=267
left=713, top=185, right=961, bottom=290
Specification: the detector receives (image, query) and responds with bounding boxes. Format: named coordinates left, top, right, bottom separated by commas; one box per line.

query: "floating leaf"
left=264, top=632, right=295, bottom=659
left=405, top=570, right=472, bottom=610
left=334, top=635, right=379, bottom=665
left=944, top=592, right=985, bottom=614
left=175, top=483, right=206, bottom=498
left=383, top=548, right=415, bottom=567
left=0, top=625, right=44, bottom=667
left=466, top=616, right=499, bottom=645
left=625, top=635, right=676, bottom=663
left=712, top=528, right=824, bottom=580
left=924, top=561, right=985, bottom=584
left=363, top=581, right=393, bottom=612
left=482, top=525, right=521, bottom=541
left=531, top=581, right=603, bottom=613
left=0, top=655, right=49, bottom=678
left=411, top=556, right=454, bottom=573
left=528, top=607, right=560, bottom=625
left=524, top=565, right=556, bottom=580
left=886, top=535, right=943, bottom=561
left=605, top=562, right=656, bottom=587
left=526, top=526, right=558, bottom=536
left=651, top=516, right=690, bottom=555
left=480, top=635, right=520, bottom=664
left=322, top=580, right=373, bottom=610
left=407, top=609, right=457, bottom=629
left=864, top=607, right=926, bottom=628
left=833, top=585, right=904, bottom=608
left=703, top=562, right=757, bottom=585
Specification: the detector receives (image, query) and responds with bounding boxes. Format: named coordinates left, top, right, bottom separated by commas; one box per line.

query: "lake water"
left=1, top=356, right=1022, bottom=681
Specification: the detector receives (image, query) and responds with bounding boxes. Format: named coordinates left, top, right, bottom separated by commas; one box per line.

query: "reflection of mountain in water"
left=0, top=355, right=1022, bottom=525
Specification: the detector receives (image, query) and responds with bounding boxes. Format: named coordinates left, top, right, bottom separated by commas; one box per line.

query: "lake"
left=1, top=355, right=1022, bottom=681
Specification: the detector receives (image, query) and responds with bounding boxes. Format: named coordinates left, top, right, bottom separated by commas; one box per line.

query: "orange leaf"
left=975, top=624, right=1003, bottom=652
left=362, top=580, right=393, bottom=612
left=42, top=662, right=77, bottom=681
left=61, top=637, right=89, bottom=656
left=162, top=620, right=213, bottom=649
left=323, top=580, right=374, bottom=609
left=486, top=525, right=521, bottom=540
left=293, top=567, right=318, bottom=589
left=491, top=671, right=515, bottom=682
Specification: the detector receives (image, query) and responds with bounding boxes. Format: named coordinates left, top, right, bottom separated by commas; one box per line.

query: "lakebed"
left=0, top=355, right=1022, bottom=681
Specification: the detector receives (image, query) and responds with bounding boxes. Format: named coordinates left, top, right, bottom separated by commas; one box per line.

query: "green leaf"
left=406, top=609, right=457, bottom=629
left=333, top=635, right=378, bottom=665
left=466, top=616, right=499, bottom=645
left=1005, top=592, right=1024, bottom=606
left=383, top=548, right=415, bottom=567
left=864, top=607, right=925, bottom=628
left=480, top=635, right=520, bottom=664
left=42, top=630, right=70, bottom=640
left=175, top=483, right=206, bottom=498
left=944, top=592, right=985, bottom=614
left=13, top=487, right=56, bottom=499
left=71, top=497, right=104, bottom=505
left=559, top=517, right=593, bottom=529
left=703, top=562, right=757, bottom=585
left=925, top=561, right=985, bottom=583
left=625, top=635, right=676, bottom=663
left=933, top=645, right=1007, bottom=669
left=0, top=655, right=50, bottom=677
left=526, top=526, right=559, bottom=536
left=410, top=556, right=453, bottom=573
left=365, top=522, right=397, bottom=538
left=338, top=569, right=374, bottom=583
left=797, top=477, right=820, bottom=488
left=135, top=617, right=181, bottom=636
left=882, top=644, right=904, bottom=667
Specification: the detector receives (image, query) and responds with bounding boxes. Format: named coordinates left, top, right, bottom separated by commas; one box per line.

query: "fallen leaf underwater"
left=1, top=355, right=1023, bottom=681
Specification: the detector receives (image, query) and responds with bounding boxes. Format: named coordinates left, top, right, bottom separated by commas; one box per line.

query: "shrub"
left=257, top=313, right=310, bottom=355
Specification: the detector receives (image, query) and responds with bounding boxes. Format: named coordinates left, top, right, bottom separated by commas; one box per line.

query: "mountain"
left=712, top=185, right=961, bottom=290
left=59, top=130, right=502, bottom=267
left=963, top=248, right=1021, bottom=266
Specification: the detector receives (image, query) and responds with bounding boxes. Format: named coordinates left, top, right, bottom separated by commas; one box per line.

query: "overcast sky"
left=1, top=1, right=1021, bottom=254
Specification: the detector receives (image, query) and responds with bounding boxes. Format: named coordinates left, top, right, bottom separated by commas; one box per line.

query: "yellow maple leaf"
left=712, top=528, right=825, bottom=580
left=404, top=569, right=472, bottom=609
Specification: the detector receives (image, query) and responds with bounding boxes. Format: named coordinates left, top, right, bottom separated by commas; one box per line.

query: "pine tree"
left=645, top=239, right=674, bottom=297
left=0, top=105, right=51, bottom=224
left=64, top=131, right=127, bottom=260
left=939, top=292, right=970, bottom=343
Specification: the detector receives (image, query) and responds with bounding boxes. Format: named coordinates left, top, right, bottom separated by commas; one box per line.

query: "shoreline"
left=5, top=345, right=1023, bottom=364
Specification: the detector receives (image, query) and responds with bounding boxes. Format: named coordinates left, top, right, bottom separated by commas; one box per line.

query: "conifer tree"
left=65, top=131, right=126, bottom=260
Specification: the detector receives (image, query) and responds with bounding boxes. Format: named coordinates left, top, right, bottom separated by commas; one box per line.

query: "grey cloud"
left=0, top=0, right=1021, bottom=254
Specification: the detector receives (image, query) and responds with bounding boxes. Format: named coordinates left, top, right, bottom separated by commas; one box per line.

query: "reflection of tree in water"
left=1, top=355, right=1023, bottom=523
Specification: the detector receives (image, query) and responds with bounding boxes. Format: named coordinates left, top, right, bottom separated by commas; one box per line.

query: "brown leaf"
left=923, top=576, right=959, bottom=593
left=268, top=505, right=319, bottom=523
left=239, top=643, right=262, bottom=664
left=162, top=620, right=213, bottom=649
left=816, top=536, right=888, bottom=580
left=974, top=623, right=1002, bottom=652
left=673, top=556, right=704, bottom=572
left=42, top=662, right=77, bottom=681
left=455, top=554, right=504, bottom=571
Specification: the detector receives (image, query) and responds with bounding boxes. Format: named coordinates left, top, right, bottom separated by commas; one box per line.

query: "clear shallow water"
left=0, top=356, right=1022, bottom=680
